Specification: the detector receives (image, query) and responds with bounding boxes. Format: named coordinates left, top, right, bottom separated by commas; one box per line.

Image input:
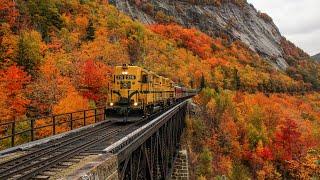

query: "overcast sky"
left=247, top=0, right=320, bottom=55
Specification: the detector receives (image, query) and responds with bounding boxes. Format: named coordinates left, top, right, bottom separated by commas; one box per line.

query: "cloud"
left=247, top=0, right=320, bottom=55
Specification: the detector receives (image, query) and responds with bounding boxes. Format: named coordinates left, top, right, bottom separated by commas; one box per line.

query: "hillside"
left=111, top=0, right=309, bottom=70
left=312, top=53, right=320, bottom=61
left=0, top=0, right=319, bottom=179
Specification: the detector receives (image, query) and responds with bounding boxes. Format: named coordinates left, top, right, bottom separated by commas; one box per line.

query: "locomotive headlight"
left=122, top=71, right=128, bottom=75
left=134, top=102, right=138, bottom=106
left=110, top=102, right=114, bottom=106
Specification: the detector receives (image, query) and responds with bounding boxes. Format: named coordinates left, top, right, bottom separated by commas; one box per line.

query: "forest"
left=0, top=0, right=319, bottom=179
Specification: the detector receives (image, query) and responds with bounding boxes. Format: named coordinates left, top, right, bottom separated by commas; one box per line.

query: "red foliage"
left=273, top=118, right=303, bottom=161
left=0, top=0, right=19, bottom=27
left=77, top=59, right=112, bottom=103
left=0, top=65, right=30, bottom=121
left=149, top=24, right=213, bottom=59
left=257, top=147, right=273, bottom=160
left=281, top=37, right=309, bottom=60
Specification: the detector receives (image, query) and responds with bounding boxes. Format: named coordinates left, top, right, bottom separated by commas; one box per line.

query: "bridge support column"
left=117, top=102, right=188, bottom=180
left=171, top=150, right=189, bottom=180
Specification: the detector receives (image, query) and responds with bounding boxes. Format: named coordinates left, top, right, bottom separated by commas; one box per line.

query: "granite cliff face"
left=312, top=53, right=320, bottom=61
left=109, top=0, right=303, bottom=70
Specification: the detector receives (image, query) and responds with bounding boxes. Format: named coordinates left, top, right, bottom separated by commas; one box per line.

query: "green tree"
left=16, top=30, right=42, bottom=75
left=26, top=0, right=63, bottom=41
left=197, top=148, right=213, bottom=178
left=126, top=23, right=145, bottom=63
left=229, top=163, right=251, bottom=180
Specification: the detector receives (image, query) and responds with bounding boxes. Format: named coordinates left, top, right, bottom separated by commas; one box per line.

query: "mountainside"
left=110, top=0, right=309, bottom=70
left=0, top=0, right=320, bottom=178
left=312, top=53, right=320, bottom=61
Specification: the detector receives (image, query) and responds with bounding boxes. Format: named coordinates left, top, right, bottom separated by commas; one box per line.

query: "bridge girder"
left=117, top=103, right=187, bottom=180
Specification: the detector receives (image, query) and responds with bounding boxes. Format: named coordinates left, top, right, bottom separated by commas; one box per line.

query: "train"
left=106, top=64, right=196, bottom=121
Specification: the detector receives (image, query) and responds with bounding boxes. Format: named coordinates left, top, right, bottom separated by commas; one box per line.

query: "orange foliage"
left=0, top=2, right=319, bottom=178
left=53, top=85, right=89, bottom=114
left=193, top=91, right=320, bottom=178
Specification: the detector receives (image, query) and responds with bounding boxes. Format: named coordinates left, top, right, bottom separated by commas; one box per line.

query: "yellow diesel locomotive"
left=106, top=64, right=193, bottom=121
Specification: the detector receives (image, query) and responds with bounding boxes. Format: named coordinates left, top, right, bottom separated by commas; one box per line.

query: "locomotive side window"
left=142, top=74, right=148, bottom=83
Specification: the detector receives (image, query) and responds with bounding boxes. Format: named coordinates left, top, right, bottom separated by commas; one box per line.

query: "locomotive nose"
left=118, top=97, right=129, bottom=105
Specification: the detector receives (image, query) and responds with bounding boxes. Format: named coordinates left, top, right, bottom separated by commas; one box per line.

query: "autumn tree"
left=84, top=19, right=95, bottom=41
left=197, top=148, right=213, bottom=177
left=149, top=24, right=213, bottom=59
left=0, top=65, right=30, bottom=122
left=16, top=30, right=43, bottom=75
left=25, top=0, right=63, bottom=41
left=27, top=59, right=68, bottom=116
left=0, top=25, right=18, bottom=64
left=126, top=23, right=146, bottom=63
left=273, top=118, right=304, bottom=161
left=76, top=59, right=112, bottom=105
left=0, top=0, right=19, bottom=64
left=0, top=0, right=19, bottom=27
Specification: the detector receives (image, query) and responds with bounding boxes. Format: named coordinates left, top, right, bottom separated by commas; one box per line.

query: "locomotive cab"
left=106, top=64, right=155, bottom=120
left=107, top=65, right=141, bottom=117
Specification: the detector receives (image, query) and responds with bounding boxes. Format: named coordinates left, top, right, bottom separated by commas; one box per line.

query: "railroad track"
left=0, top=120, right=145, bottom=179
left=0, top=101, right=184, bottom=180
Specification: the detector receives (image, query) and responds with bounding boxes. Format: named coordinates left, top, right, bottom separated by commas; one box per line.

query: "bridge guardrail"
left=0, top=107, right=106, bottom=150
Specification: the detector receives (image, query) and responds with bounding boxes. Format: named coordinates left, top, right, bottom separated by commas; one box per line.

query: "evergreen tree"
left=26, top=0, right=63, bottom=42
left=200, top=74, right=206, bottom=90
left=85, top=20, right=95, bottom=41
left=232, top=68, right=241, bottom=90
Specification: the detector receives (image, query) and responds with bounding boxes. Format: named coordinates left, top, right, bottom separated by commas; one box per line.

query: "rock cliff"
left=312, top=53, right=320, bottom=61
left=109, top=0, right=307, bottom=70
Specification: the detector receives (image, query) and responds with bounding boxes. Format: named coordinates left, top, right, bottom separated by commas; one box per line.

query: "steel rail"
left=0, top=118, right=146, bottom=179
left=20, top=120, right=147, bottom=179
left=0, top=121, right=114, bottom=174
left=11, top=129, right=119, bottom=180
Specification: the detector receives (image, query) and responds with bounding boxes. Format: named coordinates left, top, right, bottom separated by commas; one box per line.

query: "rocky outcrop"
left=312, top=53, right=320, bottom=61
left=109, top=0, right=297, bottom=70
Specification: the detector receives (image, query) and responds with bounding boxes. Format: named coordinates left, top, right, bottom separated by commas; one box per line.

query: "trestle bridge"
left=0, top=97, right=193, bottom=179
